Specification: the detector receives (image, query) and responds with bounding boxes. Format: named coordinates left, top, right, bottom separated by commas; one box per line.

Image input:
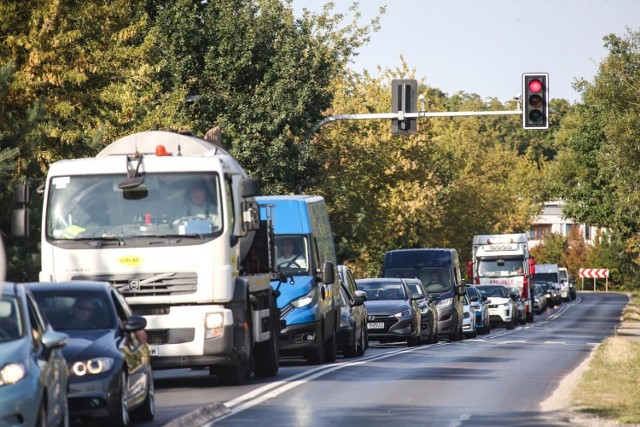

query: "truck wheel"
left=254, top=296, right=280, bottom=378
left=216, top=360, right=250, bottom=385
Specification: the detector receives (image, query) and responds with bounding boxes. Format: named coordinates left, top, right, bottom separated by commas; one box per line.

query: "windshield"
left=46, top=173, right=222, bottom=241
left=534, top=272, right=559, bottom=283
left=477, top=285, right=509, bottom=298
left=275, top=235, right=309, bottom=275
left=477, top=258, right=525, bottom=277
left=357, top=281, right=408, bottom=301
left=31, top=290, right=115, bottom=331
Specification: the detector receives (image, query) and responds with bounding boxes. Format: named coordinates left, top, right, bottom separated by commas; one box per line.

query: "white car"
left=462, top=294, right=477, bottom=338
left=476, top=285, right=517, bottom=330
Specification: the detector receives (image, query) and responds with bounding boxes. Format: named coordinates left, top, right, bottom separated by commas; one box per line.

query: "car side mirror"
left=352, top=296, right=364, bottom=307
left=510, top=294, right=517, bottom=302
left=124, top=315, right=147, bottom=332
left=456, top=284, right=467, bottom=296
left=354, top=290, right=367, bottom=301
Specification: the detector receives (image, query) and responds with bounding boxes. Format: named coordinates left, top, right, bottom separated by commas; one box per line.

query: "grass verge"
left=571, top=293, right=640, bottom=424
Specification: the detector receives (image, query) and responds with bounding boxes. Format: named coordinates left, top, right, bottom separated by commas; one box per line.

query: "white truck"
left=469, top=233, right=535, bottom=323
left=12, top=130, right=280, bottom=384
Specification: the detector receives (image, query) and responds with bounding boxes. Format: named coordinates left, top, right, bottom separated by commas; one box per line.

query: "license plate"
left=150, top=345, right=158, bottom=356
left=367, top=322, right=384, bottom=329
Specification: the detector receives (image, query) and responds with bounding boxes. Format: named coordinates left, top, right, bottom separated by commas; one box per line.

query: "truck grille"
left=72, top=272, right=198, bottom=297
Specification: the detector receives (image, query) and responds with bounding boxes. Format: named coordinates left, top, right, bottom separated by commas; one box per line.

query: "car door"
left=26, top=292, right=67, bottom=427
left=110, top=289, right=149, bottom=405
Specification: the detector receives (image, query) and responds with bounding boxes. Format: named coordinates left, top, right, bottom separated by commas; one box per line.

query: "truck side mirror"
left=320, top=261, right=335, bottom=285
left=240, top=178, right=259, bottom=198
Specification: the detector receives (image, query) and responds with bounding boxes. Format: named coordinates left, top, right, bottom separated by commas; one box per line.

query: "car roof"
left=356, top=277, right=406, bottom=284
left=25, top=281, right=112, bottom=293
left=1, top=282, right=26, bottom=298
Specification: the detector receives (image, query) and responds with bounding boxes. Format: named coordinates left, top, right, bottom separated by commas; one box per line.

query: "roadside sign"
left=579, top=268, right=609, bottom=291
left=579, top=268, right=609, bottom=278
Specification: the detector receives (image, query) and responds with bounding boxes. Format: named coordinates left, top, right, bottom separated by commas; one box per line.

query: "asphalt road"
left=135, top=291, right=626, bottom=427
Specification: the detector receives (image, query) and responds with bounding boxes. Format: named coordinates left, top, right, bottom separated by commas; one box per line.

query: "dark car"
left=532, top=283, right=548, bottom=314
left=0, top=282, right=69, bottom=427
left=536, top=281, right=561, bottom=308
left=28, top=281, right=154, bottom=427
left=356, top=278, right=423, bottom=347
left=403, top=278, right=438, bottom=344
left=337, top=265, right=368, bottom=357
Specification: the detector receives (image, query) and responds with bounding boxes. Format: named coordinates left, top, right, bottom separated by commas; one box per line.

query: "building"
left=529, top=200, right=600, bottom=248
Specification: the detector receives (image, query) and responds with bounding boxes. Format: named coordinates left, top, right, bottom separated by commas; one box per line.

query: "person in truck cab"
left=277, top=238, right=307, bottom=269
left=184, top=182, right=214, bottom=218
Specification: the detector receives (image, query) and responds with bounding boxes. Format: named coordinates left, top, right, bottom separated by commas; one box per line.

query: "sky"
left=292, top=0, right=639, bottom=103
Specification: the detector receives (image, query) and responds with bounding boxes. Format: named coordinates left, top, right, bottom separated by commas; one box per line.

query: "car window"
left=111, top=289, right=132, bottom=322
left=33, top=290, right=114, bottom=330
left=27, top=294, right=46, bottom=345
left=0, top=295, right=23, bottom=341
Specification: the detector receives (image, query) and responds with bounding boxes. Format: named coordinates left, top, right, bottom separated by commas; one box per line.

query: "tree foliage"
left=553, top=29, right=640, bottom=236
left=311, top=63, right=549, bottom=276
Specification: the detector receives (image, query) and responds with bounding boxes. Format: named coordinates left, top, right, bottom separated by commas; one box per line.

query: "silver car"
left=0, top=282, right=69, bottom=427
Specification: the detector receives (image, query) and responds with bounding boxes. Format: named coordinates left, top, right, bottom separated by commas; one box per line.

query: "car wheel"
left=305, top=340, right=325, bottom=365
left=506, top=316, right=516, bottom=330
left=35, top=400, right=46, bottom=427
left=449, top=315, right=462, bottom=341
left=343, top=330, right=358, bottom=358
left=324, top=331, right=338, bottom=363
left=58, top=389, right=69, bottom=427
left=481, top=316, right=489, bottom=334
left=356, top=327, right=366, bottom=356
left=110, top=371, right=130, bottom=427
left=131, top=371, right=155, bottom=422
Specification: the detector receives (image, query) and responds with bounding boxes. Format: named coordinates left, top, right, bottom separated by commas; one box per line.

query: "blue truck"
left=257, top=195, right=340, bottom=364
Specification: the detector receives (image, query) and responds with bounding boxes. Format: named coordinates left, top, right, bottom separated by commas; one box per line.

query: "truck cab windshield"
left=478, top=258, right=524, bottom=277
left=46, top=173, right=222, bottom=242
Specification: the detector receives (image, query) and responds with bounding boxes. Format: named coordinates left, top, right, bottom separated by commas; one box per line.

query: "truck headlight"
left=205, top=313, right=224, bottom=329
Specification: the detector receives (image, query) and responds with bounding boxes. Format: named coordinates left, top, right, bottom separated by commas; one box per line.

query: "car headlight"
left=436, top=297, right=452, bottom=307
left=393, top=309, right=412, bottom=319
left=291, top=289, right=315, bottom=308
left=70, top=357, right=115, bottom=377
left=0, top=363, right=25, bottom=386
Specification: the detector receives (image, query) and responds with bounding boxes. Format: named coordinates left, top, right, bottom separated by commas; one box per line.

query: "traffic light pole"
left=311, top=108, right=523, bottom=135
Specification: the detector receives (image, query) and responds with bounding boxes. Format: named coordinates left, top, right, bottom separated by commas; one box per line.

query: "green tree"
left=553, top=29, right=640, bottom=235
left=146, top=0, right=381, bottom=194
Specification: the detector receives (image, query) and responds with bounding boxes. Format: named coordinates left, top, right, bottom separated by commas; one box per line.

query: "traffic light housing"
left=391, top=79, right=417, bottom=135
left=522, top=73, right=549, bottom=129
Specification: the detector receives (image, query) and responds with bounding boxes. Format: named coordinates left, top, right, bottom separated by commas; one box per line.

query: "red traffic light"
left=528, top=79, right=543, bottom=93
left=522, top=73, right=549, bottom=130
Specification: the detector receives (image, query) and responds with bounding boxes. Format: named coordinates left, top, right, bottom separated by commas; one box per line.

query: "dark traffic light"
left=522, top=73, right=549, bottom=129
left=391, top=79, right=417, bottom=135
